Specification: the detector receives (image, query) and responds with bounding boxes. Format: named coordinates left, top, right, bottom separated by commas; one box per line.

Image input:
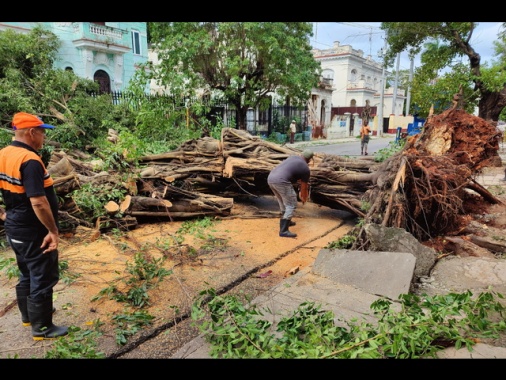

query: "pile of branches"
left=41, top=109, right=503, bottom=249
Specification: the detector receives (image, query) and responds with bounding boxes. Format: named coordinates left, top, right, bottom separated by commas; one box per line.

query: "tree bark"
left=45, top=109, right=503, bottom=249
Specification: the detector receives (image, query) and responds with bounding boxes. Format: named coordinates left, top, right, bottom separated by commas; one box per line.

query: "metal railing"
left=89, top=91, right=307, bottom=134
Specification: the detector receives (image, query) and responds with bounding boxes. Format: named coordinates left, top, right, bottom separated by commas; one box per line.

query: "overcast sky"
left=310, top=22, right=504, bottom=72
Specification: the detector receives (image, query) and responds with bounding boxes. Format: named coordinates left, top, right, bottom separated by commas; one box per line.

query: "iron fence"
left=90, top=91, right=308, bottom=136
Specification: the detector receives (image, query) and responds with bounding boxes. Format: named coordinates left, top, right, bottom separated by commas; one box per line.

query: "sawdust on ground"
left=3, top=165, right=506, bottom=359
left=0, top=195, right=356, bottom=358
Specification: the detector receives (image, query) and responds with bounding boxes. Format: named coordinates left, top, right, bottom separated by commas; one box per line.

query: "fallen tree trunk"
left=44, top=108, right=503, bottom=254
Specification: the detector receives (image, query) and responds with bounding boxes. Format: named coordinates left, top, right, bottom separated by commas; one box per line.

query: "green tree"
left=0, top=26, right=129, bottom=151
left=145, top=22, right=321, bottom=130
left=381, top=22, right=506, bottom=123
left=0, top=26, right=60, bottom=126
left=490, top=25, right=506, bottom=121
left=410, top=63, right=477, bottom=117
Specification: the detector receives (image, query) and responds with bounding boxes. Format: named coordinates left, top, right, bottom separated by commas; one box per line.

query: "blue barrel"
left=395, top=127, right=402, bottom=142
left=276, top=133, right=287, bottom=143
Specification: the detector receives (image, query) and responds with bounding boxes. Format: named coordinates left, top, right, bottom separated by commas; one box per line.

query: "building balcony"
left=347, top=80, right=375, bottom=91
left=318, top=77, right=333, bottom=89
left=72, top=23, right=130, bottom=54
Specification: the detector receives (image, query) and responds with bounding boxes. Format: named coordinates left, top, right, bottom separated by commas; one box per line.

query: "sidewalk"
left=173, top=249, right=506, bottom=359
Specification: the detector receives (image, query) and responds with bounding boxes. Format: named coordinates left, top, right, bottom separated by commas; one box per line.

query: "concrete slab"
left=171, top=249, right=506, bottom=359
left=172, top=267, right=390, bottom=359
left=312, top=250, right=416, bottom=300
left=437, top=343, right=506, bottom=359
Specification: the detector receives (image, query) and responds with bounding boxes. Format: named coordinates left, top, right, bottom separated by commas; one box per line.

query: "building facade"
left=313, top=41, right=407, bottom=136
left=154, top=38, right=411, bottom=138
left=0, top=22, right=149, bottom=93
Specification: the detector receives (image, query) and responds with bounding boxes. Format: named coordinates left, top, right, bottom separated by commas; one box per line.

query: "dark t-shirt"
left=267, top=155, right=310, bottom=185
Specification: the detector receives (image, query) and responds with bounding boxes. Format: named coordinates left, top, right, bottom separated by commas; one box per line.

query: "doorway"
left=94, top=70, right=111, bottom=94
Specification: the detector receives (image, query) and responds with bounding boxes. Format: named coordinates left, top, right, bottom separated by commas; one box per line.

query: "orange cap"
left=12, top=112, right=55, bottom=130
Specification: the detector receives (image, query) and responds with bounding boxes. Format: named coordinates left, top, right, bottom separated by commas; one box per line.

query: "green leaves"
left=44, top=325, right=106, bottom=359
left=380, top=22, right=506, bottom=120
left=191, top=288, right=506, bottom=358
left=146, top=22, right=320, bottom=129
left=0, top=256, right=18, bottom=279
left=113, top=310, right=155, bottom=346
left=72, top=182, right=127, bottom=222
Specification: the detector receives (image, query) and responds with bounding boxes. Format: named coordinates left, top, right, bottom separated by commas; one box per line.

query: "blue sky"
left=310, top=22, right=504, bottom=72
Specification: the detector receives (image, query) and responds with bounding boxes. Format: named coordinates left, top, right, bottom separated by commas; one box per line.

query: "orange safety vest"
left=0, top=143, right=56, bottom=239
left=0, top=145, right=53, bottom=194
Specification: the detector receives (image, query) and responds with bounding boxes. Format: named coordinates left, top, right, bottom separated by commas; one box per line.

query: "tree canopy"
left=381, top=22, right=506, bottom=123
left=0, top=26, right=134, bottom=151
left=0, top=26, right=60, bottom=126
left=145, top=22, right=321, bottom=129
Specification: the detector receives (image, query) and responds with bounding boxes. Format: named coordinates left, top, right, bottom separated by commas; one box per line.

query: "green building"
left=0, top=22, right=149, bottom=93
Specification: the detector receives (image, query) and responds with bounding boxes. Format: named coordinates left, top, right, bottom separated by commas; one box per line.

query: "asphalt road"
left=301, top=134, right=397, bottom=157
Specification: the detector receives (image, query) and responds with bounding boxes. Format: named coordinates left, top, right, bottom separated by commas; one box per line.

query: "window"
left=132, top=30, right=141, bottom=55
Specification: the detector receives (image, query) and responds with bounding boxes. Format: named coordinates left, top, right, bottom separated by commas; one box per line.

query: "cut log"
left=48, top=156, right=74, bottom=177
left=105, top=201, right=120, bottom=215
left=129, top=196, right=173, bottom=211
left=223, top=157, right=276, bottom=178
left=120, top=195, right=132, bottom=213
left=52, top=174, right=80, bottom=194
left=95, top=215, right=138, bottom=231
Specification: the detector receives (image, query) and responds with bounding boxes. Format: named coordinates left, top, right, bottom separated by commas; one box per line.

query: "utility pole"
left=391, top=52, right=400, bottom=115
left=378, top=37, right=387, bottom=137
left=405, top=55, right=414, bottom=116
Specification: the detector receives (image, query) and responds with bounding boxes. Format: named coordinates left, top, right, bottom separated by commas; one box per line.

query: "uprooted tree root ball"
left=352, top=109, right=503, bottom=249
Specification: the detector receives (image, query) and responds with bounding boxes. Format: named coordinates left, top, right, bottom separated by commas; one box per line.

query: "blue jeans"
left=7, top=236, right=59, bottom=302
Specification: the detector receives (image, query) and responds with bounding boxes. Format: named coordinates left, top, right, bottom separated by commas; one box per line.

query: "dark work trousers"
left=7, top=235, right=59, bottom=302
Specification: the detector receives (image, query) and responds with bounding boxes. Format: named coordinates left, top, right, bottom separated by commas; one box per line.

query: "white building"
left=313, top=41, right=407, bottom=135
